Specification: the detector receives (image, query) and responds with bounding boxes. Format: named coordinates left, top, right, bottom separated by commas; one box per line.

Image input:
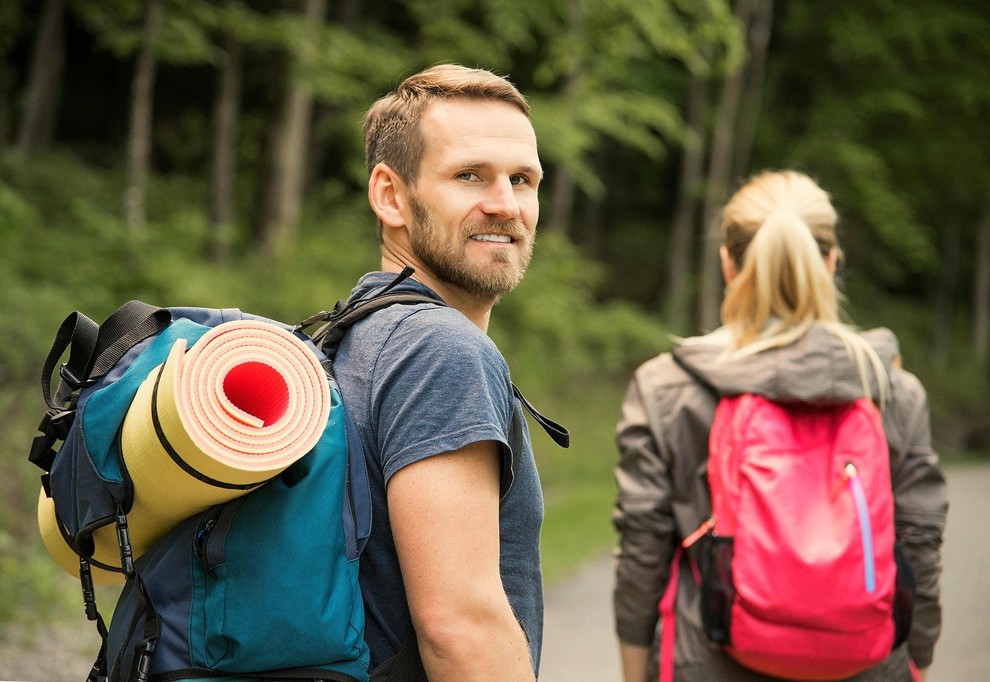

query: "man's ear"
left=368, top=162, right=408, bottom=229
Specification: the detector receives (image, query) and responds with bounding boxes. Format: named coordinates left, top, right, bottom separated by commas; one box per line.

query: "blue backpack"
left=28, top=275, right=436, bottom=682
left=30, top=270, right=569, bottom=682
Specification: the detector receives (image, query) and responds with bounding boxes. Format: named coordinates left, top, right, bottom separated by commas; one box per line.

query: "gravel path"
left=0, top=620, right=101, bottom=682
left=539, top=462, right=990, bottom=681
left=3, top=463, right=985, bottom=681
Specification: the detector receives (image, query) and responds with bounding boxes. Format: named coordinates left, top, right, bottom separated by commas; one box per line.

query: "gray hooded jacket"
left=613, top=324, right=947, bottom=681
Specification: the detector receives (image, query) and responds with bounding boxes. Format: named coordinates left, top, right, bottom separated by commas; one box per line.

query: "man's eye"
left=457, top=172, right=479, bottom=181
left=510, top=175, right=530, bottom=186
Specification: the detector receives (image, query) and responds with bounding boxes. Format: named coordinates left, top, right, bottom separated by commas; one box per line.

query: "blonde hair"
left=720, top=170, right=888, bottom=405
left=363, top=64, right=530, bottom=183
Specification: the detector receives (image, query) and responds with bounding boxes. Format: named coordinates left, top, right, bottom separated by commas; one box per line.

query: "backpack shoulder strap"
left=309, top=291, right=441, bottom=357
left=512, top=384, right=569, bottom=448
left=300, top=268, right=570, bottom=449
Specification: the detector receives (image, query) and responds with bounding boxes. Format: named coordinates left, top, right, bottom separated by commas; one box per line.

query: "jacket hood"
left=672, top=324, right=900, bottom=405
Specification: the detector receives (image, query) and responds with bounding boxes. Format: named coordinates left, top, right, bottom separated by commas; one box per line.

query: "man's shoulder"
left=359, top=293, right=490, bottom=352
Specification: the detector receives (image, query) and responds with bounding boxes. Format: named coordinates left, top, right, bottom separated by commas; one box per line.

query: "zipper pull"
left=195, top=518, right=217, bottom=566
left=830, top=462, right=858, bottom=500
left=682, top=515, right=716, bottom=548
left=843, top=462, right=878, bottom=594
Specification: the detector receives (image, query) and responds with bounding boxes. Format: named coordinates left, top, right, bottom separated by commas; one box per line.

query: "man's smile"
left=470, top=234, right=514, bottom=243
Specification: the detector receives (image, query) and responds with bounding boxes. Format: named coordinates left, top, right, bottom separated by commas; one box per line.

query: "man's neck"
left=379, top=257, right=494, bottom=332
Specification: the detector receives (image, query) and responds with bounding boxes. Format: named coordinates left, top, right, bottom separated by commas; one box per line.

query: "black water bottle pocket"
left=697, top=535, right=735, bottom=645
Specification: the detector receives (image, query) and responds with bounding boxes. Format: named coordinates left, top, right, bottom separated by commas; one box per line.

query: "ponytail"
left=719, top=171, right=889, bottom=406
left=722, top=209, right=838, bottom=351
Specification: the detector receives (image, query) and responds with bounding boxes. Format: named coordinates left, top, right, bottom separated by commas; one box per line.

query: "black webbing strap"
left=386, top=634, right=428, bottom=682
left=302, top=269, right=570, bottom=448
left=87, top=301, right=172, bottom=380
left=31, top=302, right=172, bottom=473
left=40, top=311, right=100, bottom=410
left=81, top=556, right=110, bottom=682
left=512, top=384, right=569, bottom=448
left=39, top=301, right=170, bottom=411
left=109, top=569, right=161, bottom=682
left=309, top=291, right=444, bottom=359
left=301, top=267, right=427, bottom=358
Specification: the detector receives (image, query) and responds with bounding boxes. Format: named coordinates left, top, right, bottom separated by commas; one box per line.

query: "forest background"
left=1, top=0, right=988, bottom=637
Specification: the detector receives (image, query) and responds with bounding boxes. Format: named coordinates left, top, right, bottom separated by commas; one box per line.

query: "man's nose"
left=479, top=177, right=521, bottom=219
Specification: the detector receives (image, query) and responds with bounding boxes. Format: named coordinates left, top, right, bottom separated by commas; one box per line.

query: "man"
left=332, top=64, right=545, bottom=681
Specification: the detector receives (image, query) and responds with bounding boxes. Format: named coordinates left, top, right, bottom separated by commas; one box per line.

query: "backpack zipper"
left=194, top=510, right=221, bottom=574
left=840, top=462, right=876, bottom=594
left=194, top=498, right=247, bottom=572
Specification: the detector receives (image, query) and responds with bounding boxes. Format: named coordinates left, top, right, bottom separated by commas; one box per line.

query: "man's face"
left=406, top=99, right=541, bottom=302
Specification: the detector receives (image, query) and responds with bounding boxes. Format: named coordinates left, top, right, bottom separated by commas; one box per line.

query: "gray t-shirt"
left=333, top=272, right=545, bottom=674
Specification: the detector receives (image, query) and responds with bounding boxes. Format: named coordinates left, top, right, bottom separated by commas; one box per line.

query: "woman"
left=613, top=170, right=947, bottom=681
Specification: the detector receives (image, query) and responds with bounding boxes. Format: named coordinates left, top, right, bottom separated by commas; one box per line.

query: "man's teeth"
left=471, top=234, right=512, bottom=243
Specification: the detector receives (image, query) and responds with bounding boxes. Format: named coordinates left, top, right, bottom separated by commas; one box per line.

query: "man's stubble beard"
left=408, top=194, right=534, bottom=303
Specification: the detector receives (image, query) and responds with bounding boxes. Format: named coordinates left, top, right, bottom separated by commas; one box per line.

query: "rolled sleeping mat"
left=39, top=320, right=331, bottom=584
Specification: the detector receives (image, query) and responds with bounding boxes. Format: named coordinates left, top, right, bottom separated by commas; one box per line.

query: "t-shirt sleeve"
left=369, top=308, right=515, bottom=492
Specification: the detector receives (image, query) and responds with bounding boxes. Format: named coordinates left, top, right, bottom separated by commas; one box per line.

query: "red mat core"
left=223, top=361, right=290, bottom=426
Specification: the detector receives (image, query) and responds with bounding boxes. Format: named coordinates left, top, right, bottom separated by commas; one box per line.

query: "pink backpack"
left=661, top=394, right=915, bottom=681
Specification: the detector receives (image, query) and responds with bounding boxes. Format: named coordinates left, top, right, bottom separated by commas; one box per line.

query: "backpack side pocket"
left=697, top=535, right=735, bottom=645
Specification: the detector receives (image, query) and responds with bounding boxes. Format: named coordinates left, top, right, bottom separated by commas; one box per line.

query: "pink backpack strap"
left=658, top=547, right=683, bottom=682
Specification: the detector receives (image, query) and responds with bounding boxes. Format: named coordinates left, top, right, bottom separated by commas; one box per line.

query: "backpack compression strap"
left=30, top=301, right=172, bottom=473
left=30, top=301, right=171, bottom=682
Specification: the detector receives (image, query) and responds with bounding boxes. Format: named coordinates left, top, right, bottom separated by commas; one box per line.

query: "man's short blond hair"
left=363, top=64, right=530, bottom=184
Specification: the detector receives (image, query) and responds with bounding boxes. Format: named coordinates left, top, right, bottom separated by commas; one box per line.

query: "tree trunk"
left=578, top=191, right=605, bottom=257
left=256, top=0, right=327, bottom=257
left=208, top=22, right=243, bottom=263
left=547, top=169, right=577, bottom=237
left=972, top=206, right=990, bottom=364
left=697, top=0, right=761, bottom=332
left=661, top=71, right=709, bottom=333
left=337, top=0, right=363, bottom=25
left=930, top=223, right=959, bottom=366
left=731, top=0, right=773, bottom=180
left=16, top=0, right=66, bottom=155
left=0, top=51, right=12, bottom=146
left=545, top=0, right=585, bottom=237
left=305, top=0, right=364, bottom=191
left=123, top=0, right=162, bottom=233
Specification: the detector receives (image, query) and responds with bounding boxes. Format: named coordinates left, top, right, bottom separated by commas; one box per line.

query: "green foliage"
left=763, top=1, right=990, bottom=297
left=0, top=146, right=667, bottom=626
left=491, top=233, right=670, bottom=396
left=387, top=0, right=742, bottom=202
left=0, top=544, right=81, bottom=624
left=0, top=3, right=27, bottom=52
left=4, top=0, right=989, bottom=638
left=304, top=25, right=414, bottom=107
left=71, top=0, right=217, bottom=63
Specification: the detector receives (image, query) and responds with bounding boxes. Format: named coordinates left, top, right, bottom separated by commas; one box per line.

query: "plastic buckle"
left=115, top=508, right=135, bottom=577
left=294, top=309, right=334, bottom=330
left=79, top=557, right=99, bottom=621
left=86, top=662, right=104, bottom=682
left=133, top=639, right=156, bottom=682
left=59, top=362, right=85, bottom=389
left=47, top=408, right=76, bottom=440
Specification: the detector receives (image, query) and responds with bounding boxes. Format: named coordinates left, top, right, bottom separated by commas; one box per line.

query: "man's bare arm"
left=388, top=440, right=535, bottom=681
